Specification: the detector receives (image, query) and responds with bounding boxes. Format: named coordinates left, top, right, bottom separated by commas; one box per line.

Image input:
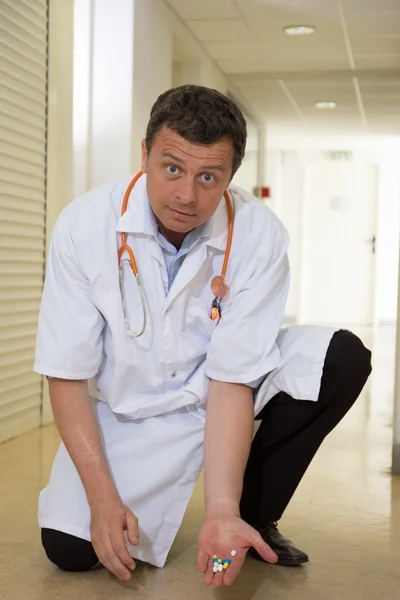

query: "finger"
left=126, top=511, right=139, bottom=546
left=251, top=532, right=278, bottom=564
left=222, top=556, right=245, bottom=587
left=198, top=550, right=209, bottom=574
left=204, top=556, right=215, bottom=586
left=211, top=571, right=224, bottom=588
left=98, top=537, right=132, bottom=581
left=111, top=528, right=136, bottom=571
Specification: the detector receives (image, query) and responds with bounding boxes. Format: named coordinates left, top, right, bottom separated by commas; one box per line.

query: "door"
left=299, top=160, right=377, bottom=326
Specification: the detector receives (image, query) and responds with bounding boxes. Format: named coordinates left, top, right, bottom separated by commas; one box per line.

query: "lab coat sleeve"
left=205, top=227, right=290, bottom=385
left=34, top=216, right=105, bottom=380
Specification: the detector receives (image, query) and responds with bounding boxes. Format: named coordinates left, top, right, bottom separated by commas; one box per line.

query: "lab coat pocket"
left=184, top=296, right=218, bottom=354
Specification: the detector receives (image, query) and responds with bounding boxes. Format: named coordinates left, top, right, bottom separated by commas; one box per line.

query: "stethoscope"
left=118, top=171, right=234, bottom=338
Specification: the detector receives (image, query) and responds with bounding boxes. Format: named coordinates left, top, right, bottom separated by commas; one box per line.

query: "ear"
left=141, top=139, right=148, bottom=173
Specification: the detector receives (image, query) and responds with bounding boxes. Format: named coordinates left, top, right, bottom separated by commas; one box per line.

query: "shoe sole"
left=249, top=550, right=309, bottom=567
left=275, top=556, right=310, bottom=567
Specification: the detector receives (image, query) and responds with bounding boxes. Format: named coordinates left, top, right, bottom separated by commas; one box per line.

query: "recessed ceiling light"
left=284, top=25, right=316, bottom=36
left=315, top=101, right=337, bottom=109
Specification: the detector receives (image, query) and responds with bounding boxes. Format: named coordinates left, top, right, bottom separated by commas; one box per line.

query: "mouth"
left=168, top=207, right=196, bottom=218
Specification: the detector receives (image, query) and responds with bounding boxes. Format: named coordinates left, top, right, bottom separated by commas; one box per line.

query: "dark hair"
left=145, top=85, right=247, bottom=176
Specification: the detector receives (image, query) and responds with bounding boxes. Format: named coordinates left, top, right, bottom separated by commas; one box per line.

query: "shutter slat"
left=0, top=125, right=46, bottom=154
left=0, top=287, right=43, bottom=301
left=1, top=68, right=46, bottom=100
left=0, top=261, right=44, bottom=276
left=0, top=401, right=41, bottom=443
left=0, top=273, right=44, bottom=287
left=0, top=358, right=37, bottom=379
left=0, top=88, right=45, bottom=118
left=1, top=97, right=46, bottom=129
left=0, top=189, right=46, bottom=206
left=0, top=234, right=45, bottom=252
left=0, top=168, right=46, bottom=193
left=0, top=113, right=46, bottom=142
left=0, top=299, right=41, bottom=314
left=0, top=0, right=48, bottom=442
left=19, top=0, right=47, bottom=19
left=0, top=381, right=40, bottom=404
left=0, top=372, right=40, bottom=396
left=0, top=39, right=46, bottom=75
left=0, top=337, right=37, bottom=356
left=0, top=25, right=45, bottom=60
left=2, top=54, right=46, bottom=89
left=0, top=7, right=48, bottom=44
left=0, top=141, right=46, bottom=168
left=3, top=0, right=47, bottom=32
left=0, top=155, right=45, bottom=179
left=0, top=324, right=39, bottom=342
left=2, top=78, right=45, bottom=109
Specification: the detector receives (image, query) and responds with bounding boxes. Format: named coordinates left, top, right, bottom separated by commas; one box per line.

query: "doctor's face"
left=141, top=127, right=234, bottom=245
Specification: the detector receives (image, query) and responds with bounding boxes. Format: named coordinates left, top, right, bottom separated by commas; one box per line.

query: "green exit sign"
left=331, top=151, right=353, bottom=161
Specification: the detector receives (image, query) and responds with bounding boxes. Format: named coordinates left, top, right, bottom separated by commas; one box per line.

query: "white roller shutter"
left=0, top=0, right=48, bottom=442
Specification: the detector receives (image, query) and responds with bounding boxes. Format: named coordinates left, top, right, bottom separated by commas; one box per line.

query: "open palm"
left=198, top=516, right=277, bottom=587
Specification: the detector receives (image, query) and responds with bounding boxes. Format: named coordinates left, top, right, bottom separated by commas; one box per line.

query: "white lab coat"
left=34, top=174, right=337, bottom=567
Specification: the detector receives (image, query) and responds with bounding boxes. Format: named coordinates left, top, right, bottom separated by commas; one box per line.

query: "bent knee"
left=41, top=528, right=99, bottom=572
left=328, top=329, right=372, bottom=384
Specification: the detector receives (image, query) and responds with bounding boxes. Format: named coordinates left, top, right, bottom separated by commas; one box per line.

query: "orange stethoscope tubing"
left=118, top=171, right=234, bottom=338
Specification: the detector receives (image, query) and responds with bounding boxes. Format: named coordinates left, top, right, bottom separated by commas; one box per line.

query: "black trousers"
left=42, top=329, right=372, bottom=572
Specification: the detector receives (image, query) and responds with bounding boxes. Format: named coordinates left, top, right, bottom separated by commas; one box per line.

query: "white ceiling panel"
left=217, top=55, right=351, bottom=73
left=345, top=12, right=400, bottom=37
left=185, top=19, right=250, bottom=42
left=350, top=38, right=400, bottom=55
left=246, top=19, right=343, bottom=43
left=166, top=0, right=400, bottom=135
left=354, top=55, right=400, bottom=69
left=342, top=0, right=400, bottom=13
left=359, top=78, right=400, bottom=93
left=236, top=0, right=338, bottom=19
left=166, top=0, right=240, bottom=20
left=204, top=40, right=347, bottom=61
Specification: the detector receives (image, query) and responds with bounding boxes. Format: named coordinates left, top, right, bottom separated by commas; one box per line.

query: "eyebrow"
left=161, top=152, right=226, bottom=172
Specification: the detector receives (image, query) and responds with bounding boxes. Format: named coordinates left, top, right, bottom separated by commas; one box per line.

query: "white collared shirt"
left=34, top=173, right=290, bottom=419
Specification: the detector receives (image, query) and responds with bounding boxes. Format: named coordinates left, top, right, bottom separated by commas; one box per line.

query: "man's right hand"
left=90, top=496, right=139, bottom=580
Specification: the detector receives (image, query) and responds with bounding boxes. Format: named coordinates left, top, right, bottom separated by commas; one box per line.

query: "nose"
left=175, top=177, right=197, bottom=205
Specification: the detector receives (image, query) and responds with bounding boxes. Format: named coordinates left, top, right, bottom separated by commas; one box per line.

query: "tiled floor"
left=1, top=327, right=400, bottom=599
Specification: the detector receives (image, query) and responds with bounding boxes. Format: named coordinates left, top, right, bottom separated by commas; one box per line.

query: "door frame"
left=297, top=159, right=379, bottom=326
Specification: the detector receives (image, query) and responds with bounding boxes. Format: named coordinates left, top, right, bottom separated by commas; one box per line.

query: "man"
left=34, top=85, right=371, bottom=587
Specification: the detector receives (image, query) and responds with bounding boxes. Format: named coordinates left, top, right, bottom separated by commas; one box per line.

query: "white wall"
left=375, top=161, right=400, bottom=324
left=232, top=119, right=260, bottom=194
left=44, top=0, right=74, bottom=424
left=74, top=0, right=136, bottom=195
left=265, top=139, right=400, bottom=325
left=266, top=151, right=304, bottom=320
left=131, top=0, right=173, bottom=168
left=73, top=0, right=233, bottom=197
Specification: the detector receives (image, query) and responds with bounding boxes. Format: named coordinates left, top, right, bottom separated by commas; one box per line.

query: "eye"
left=201, top=173, right=215, bottom=183
left=167, top=165, right=179, bottom=175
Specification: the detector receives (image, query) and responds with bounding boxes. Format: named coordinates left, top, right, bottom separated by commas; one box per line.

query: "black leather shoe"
left=249, top=522, right=309, bottom=567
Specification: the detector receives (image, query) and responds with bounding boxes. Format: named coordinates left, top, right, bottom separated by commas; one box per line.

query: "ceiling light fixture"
left=315, top=101, right=337, bottom=109
left=284, top=25, right=316, bottom=36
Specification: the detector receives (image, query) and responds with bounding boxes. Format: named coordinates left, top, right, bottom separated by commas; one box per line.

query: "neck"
left=156, top=217, right=189, bottom=250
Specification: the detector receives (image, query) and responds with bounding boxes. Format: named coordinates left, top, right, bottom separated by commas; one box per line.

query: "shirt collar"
left=115, top=172, right=230, bottom=252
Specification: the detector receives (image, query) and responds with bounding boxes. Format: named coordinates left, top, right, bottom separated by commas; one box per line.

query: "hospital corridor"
left=1, top=0, right=400, bottom=599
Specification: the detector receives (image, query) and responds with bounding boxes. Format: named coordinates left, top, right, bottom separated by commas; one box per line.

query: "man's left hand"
left=197, top=516, right=278, bottom=587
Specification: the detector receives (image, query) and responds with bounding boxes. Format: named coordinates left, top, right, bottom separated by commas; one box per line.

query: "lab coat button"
left=171, top=371, right=177, bottom=378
